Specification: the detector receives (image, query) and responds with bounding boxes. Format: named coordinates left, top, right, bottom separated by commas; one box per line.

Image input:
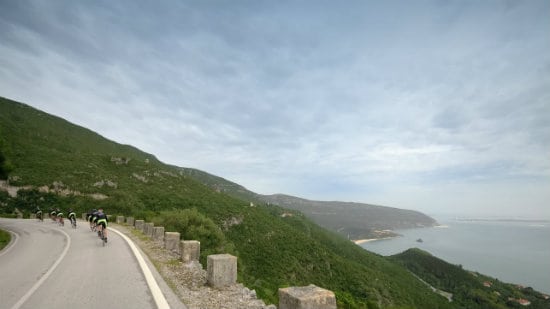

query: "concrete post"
left=116, top=216, right=125, bottom=224
left=126, top=217, right=135, bottom=227
left=82, top=213, right=87, bottom=220
left=164, top=232, right=181, bottom=253
left=207, top=254, right=237, bottom=288
left=181, top=240, right=200, bottom=263
left=30, top=213, right=36, bottom=219
left=144, top=222, right=154, bottom=237
left=278, top=285, right=337, bottom=309
left=106, top=215, right=112, bottom=222
left=152, top=227, right=165, bottom=241
left=135, top=220, right=145, bottom=232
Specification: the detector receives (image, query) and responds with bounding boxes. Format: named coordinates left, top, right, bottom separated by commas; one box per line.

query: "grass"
left=0, top=228, right=11, bottom=251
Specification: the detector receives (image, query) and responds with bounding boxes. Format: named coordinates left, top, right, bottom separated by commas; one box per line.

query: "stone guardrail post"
left=152, top=226, right=165, bottom=241
left=164, top=232, right=181, bottom=253
left=144, top=222, right=154, bottom=237
left=82, top=213, right=87, bottom=220
left=116, top=216, right=125, bottom=224
left=135, top=220, right=145, bottom=232
left=278, top=285, right=336, bottom=309
left=181, top=240, right=200, bottom=263
left=207, top=254, right=237, bottom=288
left=126, top=217, right=135, bottom=227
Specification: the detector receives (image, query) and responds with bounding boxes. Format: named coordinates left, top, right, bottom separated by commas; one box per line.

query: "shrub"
left=152, top=208, right=233, bottom=263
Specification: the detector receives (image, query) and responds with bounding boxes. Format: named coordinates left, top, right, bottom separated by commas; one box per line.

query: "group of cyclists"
left=34, top=207, right=109, bottom=243
left=87, top=208, right=109, bottom=243
left=35, top=207, right=77, bottom=228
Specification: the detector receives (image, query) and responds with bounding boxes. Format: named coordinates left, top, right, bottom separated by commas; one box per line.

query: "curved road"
left=0, top=218, right=184, bottom=309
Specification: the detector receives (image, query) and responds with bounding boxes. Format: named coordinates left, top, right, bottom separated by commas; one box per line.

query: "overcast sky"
left=1, top=1, right=549, bottom=218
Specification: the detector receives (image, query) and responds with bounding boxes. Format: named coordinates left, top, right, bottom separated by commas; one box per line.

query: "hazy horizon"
left=1, top=1, right=549, bottom=218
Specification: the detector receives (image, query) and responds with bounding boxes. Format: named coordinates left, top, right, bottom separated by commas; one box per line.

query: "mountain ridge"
left=177, top=167, right=437, bottom=240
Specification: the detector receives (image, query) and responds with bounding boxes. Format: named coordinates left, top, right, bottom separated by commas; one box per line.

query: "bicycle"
left=98, top=228, right=107, bottom=246
left=68, top=211, right=77, bottom=229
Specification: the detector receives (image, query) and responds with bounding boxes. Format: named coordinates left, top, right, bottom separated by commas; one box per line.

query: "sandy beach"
left=354, top=236, right=397, bottom=245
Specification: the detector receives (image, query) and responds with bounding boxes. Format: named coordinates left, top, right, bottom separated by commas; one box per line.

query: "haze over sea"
left=361, top=216, right=550, bottom=294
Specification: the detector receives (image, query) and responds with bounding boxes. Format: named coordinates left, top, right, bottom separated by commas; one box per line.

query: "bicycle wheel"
left=101, top=230, right=106, bottom=246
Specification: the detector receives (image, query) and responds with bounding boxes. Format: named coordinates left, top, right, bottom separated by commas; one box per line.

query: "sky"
left=1, top=1, right=549, bottom=218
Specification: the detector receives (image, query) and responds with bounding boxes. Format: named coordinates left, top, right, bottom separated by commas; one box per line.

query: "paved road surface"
left=0, top=218, right=182, bottom=309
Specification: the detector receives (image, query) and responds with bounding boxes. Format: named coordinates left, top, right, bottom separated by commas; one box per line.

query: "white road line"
left=0, top=230, right=19, bottom=258
left=109, top=227, right=170, bottom=309
left=10, top=227, right=71, bottom=309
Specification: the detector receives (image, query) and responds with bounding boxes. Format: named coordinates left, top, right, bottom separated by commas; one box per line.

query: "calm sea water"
left=360, top=218, right=550, bottom=294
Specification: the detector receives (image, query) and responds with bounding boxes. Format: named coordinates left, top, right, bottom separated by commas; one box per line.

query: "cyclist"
left=36, top=207, right=43, bottom=222
left=50, top=208, right=57, bottom=223
left=96, top=208, right=108, bottom=242
left=56, top=208, right=64, bottom=226
left=86, top=209, right=92, bottom=229
left=88, top=209, right=98, bottom=231
left=68, top=209, right=77, bottom=228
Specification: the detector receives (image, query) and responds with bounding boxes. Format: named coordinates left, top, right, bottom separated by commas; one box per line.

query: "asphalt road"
left=0, top=218, right=183, bottom=309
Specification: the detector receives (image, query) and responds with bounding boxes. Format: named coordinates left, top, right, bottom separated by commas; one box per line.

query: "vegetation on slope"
left=391, top=248, right=550, bottom=309
left=0, top=133, right=12, bottom=180
left=0, top=228, right=10, bottom=250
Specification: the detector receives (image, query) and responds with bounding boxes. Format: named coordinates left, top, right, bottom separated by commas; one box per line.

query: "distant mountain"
left=177, top=168, right=437, bottom=240
left=258, top=194, right=437, bottom=240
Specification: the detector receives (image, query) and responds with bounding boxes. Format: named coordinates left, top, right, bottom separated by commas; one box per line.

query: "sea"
left=360, top=216, right=550, bottom=294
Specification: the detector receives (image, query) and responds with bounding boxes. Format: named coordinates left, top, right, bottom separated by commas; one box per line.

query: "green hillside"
left=391, top=248, right=550, bottom=309
left=0, top=228, right=10, bottom=250
left=1, top=96, right=547, bottom=309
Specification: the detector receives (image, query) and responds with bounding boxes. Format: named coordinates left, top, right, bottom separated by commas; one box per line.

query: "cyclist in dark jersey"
left=56, top=208, right=64, bottom=226
left=96, top=208, right=108, bottom=242
left=68, top=209, right=76, bottom=227
left=50, top=209, right=57, bottom=222
left=88, top=209, right=98, bottom=231
left=36, top=207, right=43, bottom=221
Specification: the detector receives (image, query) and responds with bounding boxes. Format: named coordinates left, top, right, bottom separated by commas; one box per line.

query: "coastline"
left=353, top=236, right=398, bottom=245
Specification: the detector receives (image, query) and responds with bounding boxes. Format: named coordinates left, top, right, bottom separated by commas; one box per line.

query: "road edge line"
left=109, top=227, right=170, bottom=309
left=10, top=227, right=71, bottom=309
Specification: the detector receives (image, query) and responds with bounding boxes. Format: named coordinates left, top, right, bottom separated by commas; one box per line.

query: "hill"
left=1, top=96, right=547, bottom=308
left=258, top=194, right=437, bottom=240
left=176, top=169, right=437, bottom=240
left=391, top=248, right=550, bottom=309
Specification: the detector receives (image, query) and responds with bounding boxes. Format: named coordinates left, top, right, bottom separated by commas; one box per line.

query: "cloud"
left=1, top=0, right=549, bottom=217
